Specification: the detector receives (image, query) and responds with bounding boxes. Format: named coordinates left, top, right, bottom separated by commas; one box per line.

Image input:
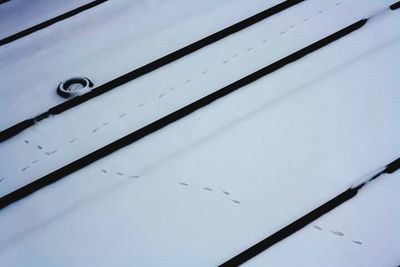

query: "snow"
left=245, top=171, right=400, bottom=267
left=1, top=0, right=398, bottom=197
left=0, top=0, right=94, bottom=39
left=0, top=0, right=399, bottom=266
left=0, top=0, right=283, bottom=129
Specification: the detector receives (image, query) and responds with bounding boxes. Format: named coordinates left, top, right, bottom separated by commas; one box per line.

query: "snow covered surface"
left=1, top=0, right=398, bottom=197
left=245, top=171, right=400, bottom=267
left=0, top=0, right=399, bottom=266
left=0, top=0, right=283, bottom=129
left=0, top=0, right=94, bottom=39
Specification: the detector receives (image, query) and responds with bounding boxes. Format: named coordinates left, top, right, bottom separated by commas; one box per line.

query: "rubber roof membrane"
left=0, top=0, right=399, bottom=266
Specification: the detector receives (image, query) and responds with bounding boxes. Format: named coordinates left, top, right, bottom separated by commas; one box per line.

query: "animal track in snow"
left=16, top=4, right=345, bottom=177
left=313, top=225, right=362, bottom=245
left=98, top=168, right=239, bottom=205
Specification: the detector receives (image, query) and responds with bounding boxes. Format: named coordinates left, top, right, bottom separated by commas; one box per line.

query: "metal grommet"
left=57, top=77, right=93, bottom=98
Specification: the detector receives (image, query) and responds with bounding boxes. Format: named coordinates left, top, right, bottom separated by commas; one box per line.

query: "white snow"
left=0, top=0, right=283, bottom=129
left=0, top=0, right=94, bottom=39
left=245, top=171, right=400, bottom=267
left=0, top=0, right=399, bottom=266
left=1, top=0, right=397, bottom=197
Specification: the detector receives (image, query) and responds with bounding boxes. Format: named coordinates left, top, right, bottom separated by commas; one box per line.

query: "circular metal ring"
left=57, top=77, right=93, bottom=98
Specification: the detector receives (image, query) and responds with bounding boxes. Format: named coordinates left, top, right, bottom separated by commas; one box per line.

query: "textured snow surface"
left=0, top=0, right=283, bottom=129
left=245, top=172, right=400, bottom=267
left=0, top=0, right=94, bottom=39
left=1, top=0, right=398, bottom=197
left=0, top=0, right=399, bottom=266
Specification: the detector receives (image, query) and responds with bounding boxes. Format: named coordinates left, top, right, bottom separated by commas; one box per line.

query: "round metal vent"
left=57, top=77, right=93, bottom=98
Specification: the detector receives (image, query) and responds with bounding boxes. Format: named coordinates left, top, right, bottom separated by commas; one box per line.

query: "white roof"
left=0, top=0, right=399, bottom=266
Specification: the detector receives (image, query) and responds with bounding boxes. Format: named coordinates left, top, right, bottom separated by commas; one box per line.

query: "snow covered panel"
left=0, top=0, right=284, bottom=129
left=245, top=172, right=400, bottom=267
left=0, top=1, right=399, bottom=266
left=0, top=0, right=95, bottom=40
left=1, top=0, right=397, bottom=197
left=0, top=6, right=399, bottom=266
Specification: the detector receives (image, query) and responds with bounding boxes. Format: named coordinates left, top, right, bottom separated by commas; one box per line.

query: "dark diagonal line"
left=220, top=157, right=400, bottom=266
left=0, top=0, right=108, bottom=46
left=0, top=19, right=367, bottom=210
left=0, top=0, right=304, bottom=141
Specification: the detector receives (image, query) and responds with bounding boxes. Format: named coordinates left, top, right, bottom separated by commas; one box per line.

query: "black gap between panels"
left=0, top=0, right=108, bottom=46
left=220, top=157, right=400, bottom=266
left=0, top=19, right=367, bottom=210
left=0, top=0, right=305, bottom=142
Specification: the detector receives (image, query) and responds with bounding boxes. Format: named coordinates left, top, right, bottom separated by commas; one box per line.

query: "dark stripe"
left=0, top=0, right=304, bottom=141
left=219, top=189, right=358, bottom=266
left=385, top=157, right=400, bottom=174
left=0, top=0, right=10, bottom=5
left=0, top=0, right=108, bottom=46
left=0, top=120, right=35, bottom=141
left=220, top=157, right=400, bottom=266
left=0, top=20, right=367, bottom=210
left=390, top=1, right=400, bottom=10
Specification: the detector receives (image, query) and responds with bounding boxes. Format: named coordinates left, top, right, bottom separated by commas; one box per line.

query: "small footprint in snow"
left=330, top=230, right=344, bottom=236
left=45, top=150, right=57, bottom=155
